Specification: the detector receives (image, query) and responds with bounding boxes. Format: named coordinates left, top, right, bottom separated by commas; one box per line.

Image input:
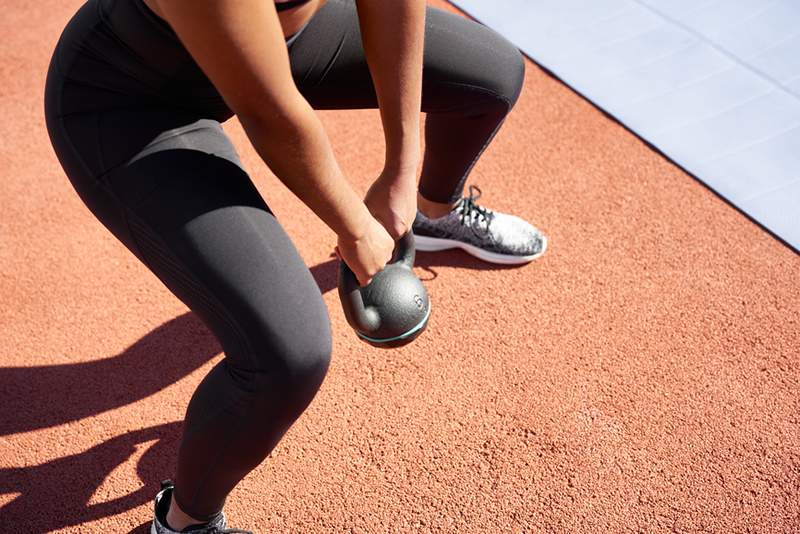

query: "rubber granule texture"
left=0, top=1, right=798, bottom=532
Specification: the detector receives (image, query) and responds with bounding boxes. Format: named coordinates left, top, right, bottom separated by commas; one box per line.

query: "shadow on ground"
left=1, top=251, right=503, bottom=436
left=0, top=313, right=219, bottom=436
left=0, top=312, right=220, bottom=530
left=0, top=251, right=511, bottom=530
left=0, top=421, right=181, bottom=532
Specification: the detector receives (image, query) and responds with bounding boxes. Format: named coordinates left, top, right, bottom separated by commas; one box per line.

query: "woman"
left=44, top=0, right=546, bottom=531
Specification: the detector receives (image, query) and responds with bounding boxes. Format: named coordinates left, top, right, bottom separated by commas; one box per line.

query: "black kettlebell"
left=338, top=231, right=430, bottom=348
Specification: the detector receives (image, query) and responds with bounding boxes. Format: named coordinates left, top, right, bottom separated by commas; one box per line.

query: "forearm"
left=355, top=0, right=425, bottom=175
left=239, top=103, right=371, bottom=241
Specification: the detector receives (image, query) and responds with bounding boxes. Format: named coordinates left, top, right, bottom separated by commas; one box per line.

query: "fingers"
left=334, top=246, right=373, bottom=286
left=336, top=216, right=395, bottom=288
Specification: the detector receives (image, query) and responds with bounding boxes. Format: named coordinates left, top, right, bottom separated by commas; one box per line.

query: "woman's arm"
left=154, top=0, right=372, bottom=242
left=355, top=0, right=426, bottom=178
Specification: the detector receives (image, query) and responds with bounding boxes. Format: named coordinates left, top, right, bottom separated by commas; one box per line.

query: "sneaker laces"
left=455, top=184, right=493, bottom=236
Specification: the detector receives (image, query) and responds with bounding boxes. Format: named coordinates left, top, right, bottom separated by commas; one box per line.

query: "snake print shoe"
left=151, top=480, right=251, bottom=534
left=412, top=185, right=547, bottom=264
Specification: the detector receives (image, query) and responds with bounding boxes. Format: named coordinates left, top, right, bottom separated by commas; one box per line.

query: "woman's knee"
left=475, top=31, right=526, bottom=110
left=278, top=320, right=333, bottom=398
left=424, top=6, right=526, bottom=112
left=502, top=45, right=526, bottom=108
left=231, top=308, right=333, bottom=403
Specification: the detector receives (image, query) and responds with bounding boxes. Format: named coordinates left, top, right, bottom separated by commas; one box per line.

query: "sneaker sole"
left=413, top=233, right=547, bottom=265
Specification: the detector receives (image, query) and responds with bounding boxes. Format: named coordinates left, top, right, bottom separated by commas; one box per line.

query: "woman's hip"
left=46, top=0, right=231, bottom=119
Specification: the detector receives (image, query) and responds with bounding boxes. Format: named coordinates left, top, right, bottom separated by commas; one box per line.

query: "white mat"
left=449, top=0, right=800, bottom=252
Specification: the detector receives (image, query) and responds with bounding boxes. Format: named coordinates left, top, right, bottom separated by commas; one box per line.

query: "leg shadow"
left=0, top=312, right=219, bottom=436
left=0, top=421, right=181, bottom=532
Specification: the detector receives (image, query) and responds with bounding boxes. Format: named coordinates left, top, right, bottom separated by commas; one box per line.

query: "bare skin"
left=138, top=0, right=435, bottom=530
left=144, top=0, right=324, bottom=39
left=417, top=191, right=459, bottom=218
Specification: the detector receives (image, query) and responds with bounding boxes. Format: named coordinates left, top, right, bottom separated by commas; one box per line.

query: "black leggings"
left=44, top=0, right=524, bottom=520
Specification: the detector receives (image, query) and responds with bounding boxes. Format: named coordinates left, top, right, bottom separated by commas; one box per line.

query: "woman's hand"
left=336, top=215, right=395, bottom=287
left=363, top=167, right=419, bottom=241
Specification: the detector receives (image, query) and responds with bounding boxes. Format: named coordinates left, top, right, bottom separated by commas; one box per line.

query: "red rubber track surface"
left=1, top=1, right=798, bottom=532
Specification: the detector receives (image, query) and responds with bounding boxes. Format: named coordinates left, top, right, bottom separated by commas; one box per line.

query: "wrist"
left=336, top=201, right=373, bottom=243
left=384, top=142, right=420, bottom=175
left=381, top=157, right=419, bottom=184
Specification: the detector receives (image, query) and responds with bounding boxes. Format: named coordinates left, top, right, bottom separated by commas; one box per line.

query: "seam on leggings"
left=451, top=105, right=511, bottom=203
left=94, top=0, right=166, bottom=92
left=125, top=216, right=241, bottom=349
left=125, top=216, right=243, bottom=348
left=65, top=111, right=216, bottom=183
left=48, top=71, right=112, bottom=189
left=50, top=96, right=254, bottom=370
left=424, top=81, right=512, bottom=202
left=180, top=393, right=259, bottom=520
left=57, top=101, right=144, bottom=119
left=53, top=109, right=255, bottom=371
left=56, top=75, right=142, bottom=103
left=55, top=104, right=151, bottom=120
left=314, top=27, right=349, bottom=87
left=96, top=113, right=108, bottom=173
left=424, top=80, right=513, bottom=113
left=132, top=0, right=180, bottom=41
left=123, top=207, right=277, bottom=521
left=123, top=213, right=257, bottom=370
left=111, top=121, right=219, bottom=170
left=170, top=383, right=256, bottom=520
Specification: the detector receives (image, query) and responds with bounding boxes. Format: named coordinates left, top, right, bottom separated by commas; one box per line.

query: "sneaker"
left=412, top=185, right=547, bottom=264
left=151, top=480, right=251, bottom=534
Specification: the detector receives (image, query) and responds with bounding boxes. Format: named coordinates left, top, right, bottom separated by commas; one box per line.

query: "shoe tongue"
left=454, top=201, right=473, bottom=218
left=455, top=201, right=490, bottom=229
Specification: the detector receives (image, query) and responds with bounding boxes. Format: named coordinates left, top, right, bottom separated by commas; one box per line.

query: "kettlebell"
left=338, top=231, right=431, bottom=348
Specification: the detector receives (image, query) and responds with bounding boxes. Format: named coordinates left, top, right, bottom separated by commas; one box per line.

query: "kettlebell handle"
left=338, top=231, right=417, bottom=334
left=341, top=230, right=416, bottom=287
left=394, top=230, right=416, bottom=268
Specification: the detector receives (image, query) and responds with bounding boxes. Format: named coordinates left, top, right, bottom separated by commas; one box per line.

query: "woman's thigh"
left=48, top=107, right=332, bottom=377
left=288, top=0, right=525, bottom=112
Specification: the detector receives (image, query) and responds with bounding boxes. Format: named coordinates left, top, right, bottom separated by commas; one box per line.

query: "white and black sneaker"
left=151, top=480, right=250, bottom=534
left=412, top=184, right=547, bottom=264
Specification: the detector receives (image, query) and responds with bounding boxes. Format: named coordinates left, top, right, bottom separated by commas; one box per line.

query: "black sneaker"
left=151, top=480, right=251, bottom=534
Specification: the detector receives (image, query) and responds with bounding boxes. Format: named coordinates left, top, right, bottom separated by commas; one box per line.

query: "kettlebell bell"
left=338, top=231, right=431, bottom=348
